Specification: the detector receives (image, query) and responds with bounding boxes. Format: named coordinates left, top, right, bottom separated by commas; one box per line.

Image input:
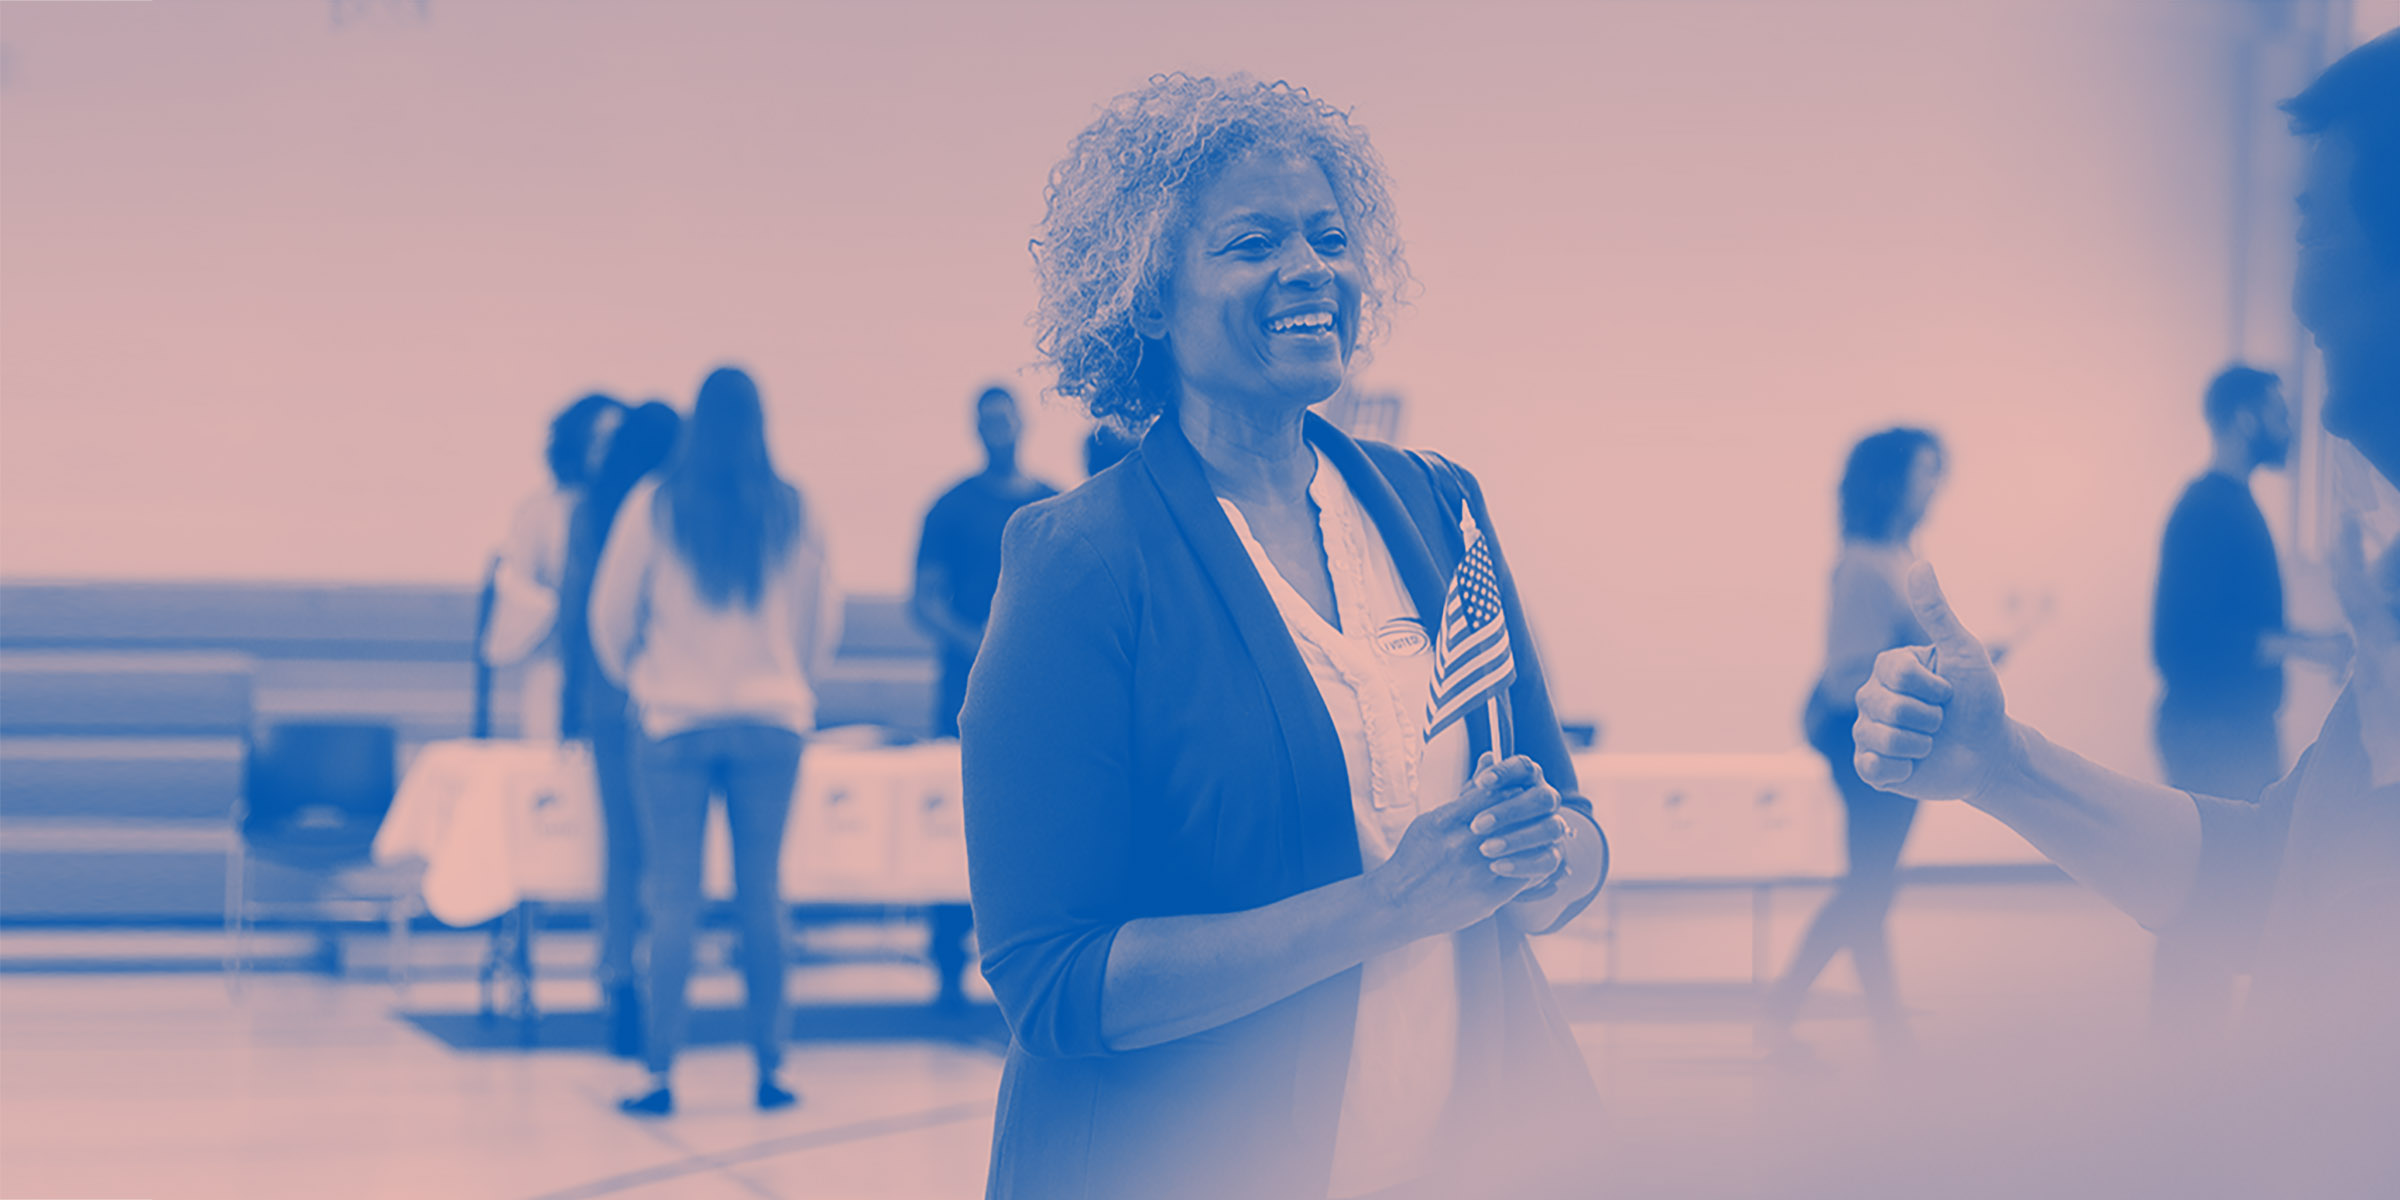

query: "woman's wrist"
left=1354, top=865, right=1430, bottom=950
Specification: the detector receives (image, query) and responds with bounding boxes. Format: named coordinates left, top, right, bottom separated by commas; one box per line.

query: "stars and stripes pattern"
left=1424, top=502, right=1515, bottom=741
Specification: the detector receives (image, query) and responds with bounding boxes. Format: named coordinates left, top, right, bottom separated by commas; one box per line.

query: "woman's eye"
left=1227, top=233, right=1272, bottom=254
left=1314, top=230, right=1348, bottom=254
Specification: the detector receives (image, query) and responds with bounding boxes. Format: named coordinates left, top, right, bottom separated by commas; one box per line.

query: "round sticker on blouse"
left=1375, top=617, right=1431, bottom=658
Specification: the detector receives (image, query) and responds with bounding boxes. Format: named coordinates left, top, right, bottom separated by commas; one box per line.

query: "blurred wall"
left=0, top=0, right=2365, bottom=773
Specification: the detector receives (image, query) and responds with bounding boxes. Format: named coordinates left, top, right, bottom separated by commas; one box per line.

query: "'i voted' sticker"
left=1375, top=617, right=1430, bottom=657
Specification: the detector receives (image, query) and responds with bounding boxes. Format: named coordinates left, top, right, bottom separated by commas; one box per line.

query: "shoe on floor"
left=618, top=1086, right=673, bottom=1117
left=756, top=1077, right=800, bottom=1111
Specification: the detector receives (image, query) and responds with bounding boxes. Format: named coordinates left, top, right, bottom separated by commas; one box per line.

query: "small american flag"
left=1425, top=502, right=1516, bottom=741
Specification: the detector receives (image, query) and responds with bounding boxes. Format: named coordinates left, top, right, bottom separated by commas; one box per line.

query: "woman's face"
left=1150, top=150, right=1363, bottom=417
left=1899, top=445, right=1945, bottom=535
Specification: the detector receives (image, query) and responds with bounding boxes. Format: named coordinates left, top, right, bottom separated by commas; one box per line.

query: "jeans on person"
left=586, top=686, right=642, bottom=990
left=1762, top=705, right=1919, bottom=1044
left=637, top=722, right=803, bottom=1076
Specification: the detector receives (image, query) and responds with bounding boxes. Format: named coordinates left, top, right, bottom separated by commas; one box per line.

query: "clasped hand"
left=1370, top=752, right=1572, bottom=940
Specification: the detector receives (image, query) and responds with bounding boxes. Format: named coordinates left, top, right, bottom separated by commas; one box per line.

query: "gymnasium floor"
left=0, top=881, right=2159, bottom=1200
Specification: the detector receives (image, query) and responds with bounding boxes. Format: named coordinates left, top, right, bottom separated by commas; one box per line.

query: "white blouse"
left=1218, top=448, right=1470, bottom=1199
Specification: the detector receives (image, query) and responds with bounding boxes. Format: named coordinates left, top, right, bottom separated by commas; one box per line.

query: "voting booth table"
left=373, top=735, right=970, bottom=1034
left=1572, top=750, right=2051, bottom=985
left=375, top=738, right=2055, bottom=1032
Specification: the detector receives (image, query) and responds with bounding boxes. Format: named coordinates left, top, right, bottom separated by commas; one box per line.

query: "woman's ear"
left=1131, top=305, right=1168, bottom=342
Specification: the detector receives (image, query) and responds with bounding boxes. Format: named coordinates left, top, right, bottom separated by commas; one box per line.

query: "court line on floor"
left=595, top=1104, right=782, bottom=1200
left=526, top=1099, right=994, bottom=1200
left=611, top=1112, right=783, bottom=1200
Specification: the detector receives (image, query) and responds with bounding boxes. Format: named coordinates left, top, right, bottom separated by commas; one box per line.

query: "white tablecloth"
left=376, top=742, right=2044, bottom=927
left=373, top=738, right=969, bottom=927
left=1570, top=750, right=2047, bottom=882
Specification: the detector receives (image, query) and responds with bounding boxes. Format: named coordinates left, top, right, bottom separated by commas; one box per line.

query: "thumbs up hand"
left=1853, top=563, right=2025, bottom=803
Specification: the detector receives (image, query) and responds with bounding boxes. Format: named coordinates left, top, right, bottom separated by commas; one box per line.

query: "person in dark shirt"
left=2153, top=366, right=2300, bottom=802
left=910, top=386, right=1058, bottom=1014
left=2150, top=367, right=2349, bottom=1031
left=910, top=386, right=1058, bottom=739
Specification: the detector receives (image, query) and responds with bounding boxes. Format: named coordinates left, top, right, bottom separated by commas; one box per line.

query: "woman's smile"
left=1266, top=308, right=1338, bottom=338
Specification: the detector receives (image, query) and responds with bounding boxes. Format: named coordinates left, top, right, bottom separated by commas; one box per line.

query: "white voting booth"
left=375, top=737, right=970, bottom=927
left=1570, top=751, right=2049, bottom=983
left=375, top=738, right=2051, bottom=1013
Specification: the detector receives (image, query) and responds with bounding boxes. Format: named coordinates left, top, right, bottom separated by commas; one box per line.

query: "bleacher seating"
left=0, top=582, right=938, bottom=923
left=0, top=647, right=254, bottom=920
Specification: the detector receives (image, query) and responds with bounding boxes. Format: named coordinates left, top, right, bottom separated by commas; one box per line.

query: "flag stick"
left=1485, top=696, right=1505, bottom=761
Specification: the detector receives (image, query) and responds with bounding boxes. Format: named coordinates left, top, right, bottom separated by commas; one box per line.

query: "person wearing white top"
left=1220, top=448, right=1472, bottom=1196
left=479, top=394, right=624, bottom=741
left=590, top=366, right=837, bottom=1119
left=964, top=75, right=1609, bottom=1200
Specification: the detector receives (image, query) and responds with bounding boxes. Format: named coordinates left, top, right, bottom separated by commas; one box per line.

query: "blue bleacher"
left=0, top=582, right=937, bottom=923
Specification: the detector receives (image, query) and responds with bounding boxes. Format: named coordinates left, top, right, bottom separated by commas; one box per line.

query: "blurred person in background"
left=560, top=399, right=683, bottom=1059
left=911, top=387, right=1057, bottom=1013
left=1758, top=427, right=1946, bottom=1065
left=592, top=366, right=836, bottom=1118
left=1850, top=28, right=2400, bottom=1189
left=2149, top=365, right=2347, bottom=1033
left=963, top=74, right=1607, bottom=1199
left=910, top=385, right=1058, bottom=740
left=480, top=393, right=625, bottom=741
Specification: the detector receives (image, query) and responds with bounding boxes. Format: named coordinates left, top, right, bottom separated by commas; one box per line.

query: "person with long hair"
left=556, top=400, right=682, bottom=1059
left=481, top=393, right=626, bottom=741
left=590, top=366, right=835, bottom=1117
left=962, top=75, right=1608, bottom=1198
left=1758, top=427, right=1945, bottom=1064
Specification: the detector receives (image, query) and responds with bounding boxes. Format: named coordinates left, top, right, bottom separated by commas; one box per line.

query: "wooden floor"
left=0, top=881, right=2171, bottom=1200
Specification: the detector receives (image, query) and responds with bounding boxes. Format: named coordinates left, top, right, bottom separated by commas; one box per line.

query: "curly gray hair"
left=1031, top=74, right=1412, bottom=431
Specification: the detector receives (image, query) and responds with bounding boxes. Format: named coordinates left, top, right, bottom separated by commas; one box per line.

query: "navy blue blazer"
left=961, top=413, right=1607, bottom=1200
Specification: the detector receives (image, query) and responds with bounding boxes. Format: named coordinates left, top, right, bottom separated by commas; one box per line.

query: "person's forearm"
left=588, top=566, right=638, bottom=684
left=1100, top=873, right=1413, bottom=1052
left=2262, top=629, right=2351, bottom=670
left=481, top=564, right=558, bottom=667
left=1966, top=722, right=2201, bottom=929
left=793, top=540, right=839, bottom=684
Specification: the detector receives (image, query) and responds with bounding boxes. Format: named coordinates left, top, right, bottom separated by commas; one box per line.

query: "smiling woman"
left=963, top=75, right=1610, bottom=1200
left=1030, top=74, right=1411, bottom=435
